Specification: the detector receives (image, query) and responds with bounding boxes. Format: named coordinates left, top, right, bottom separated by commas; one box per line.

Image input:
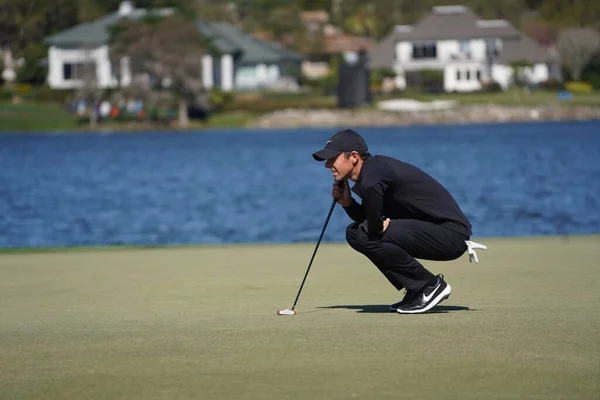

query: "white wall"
left=492, top=63, right=549, bottom=89
left=390, top=37, right=547, bottom=92
left=202, top=55, right=213, bottom=89
left=48, top=45, right=115, bottom=89
left=394, top=74, right=407, bottom=90
left=48, top=45, right=219, bottom=92
left=394, top=39, right=490, bottom=72
left=119, top=56, right=131, bottom=86
left=234, top=63, right=282, bottom=90
left=527, top=63, right=549, bottom=83
left=394, top=41, right=412, bottom=63
left=492, top=64, right=513, bottom=89
left=444, top=62, right=486, bottom=92
left=256, top=63, right=268, bottom=84
left=267, top=65, right=280, bottom=82
left=220, top=54, right=234, bottom=91
left=48, top=45, right=290, bottom=92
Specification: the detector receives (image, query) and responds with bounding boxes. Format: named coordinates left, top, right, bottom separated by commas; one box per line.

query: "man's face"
left=325, top=152, right=357, bottom=181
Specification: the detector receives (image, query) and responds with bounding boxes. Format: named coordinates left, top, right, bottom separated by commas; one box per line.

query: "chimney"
left=118, top=1, right=134, bottom=16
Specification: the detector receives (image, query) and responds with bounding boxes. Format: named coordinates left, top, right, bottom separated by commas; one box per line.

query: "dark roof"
left=45, top=9, right=175, bottom=47
left=496, top=34, right=552, bottom=63
left=394, top=6, right=521, bottom=41
left=369, top=5, right=550, bottom=67
left=45, top=8, right=302, bottom=64
left=368, top=32, right=395, bottom=68
left=197, top=21, right=302, bottom=64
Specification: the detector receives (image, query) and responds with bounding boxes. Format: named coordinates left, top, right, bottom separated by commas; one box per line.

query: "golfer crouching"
left=312, top=129, right=478, bottom=314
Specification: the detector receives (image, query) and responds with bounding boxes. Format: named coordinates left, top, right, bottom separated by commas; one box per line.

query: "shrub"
left=581, top=53, right=600, bottom=90
left=25, top=86, right=74, bottom=103
left=405, top=69, right=444, bottom=93
left=370, top=67, right=396, bottom=86
left=0, top=87, right=12, bottom=101
left=481, top=81, right=503, bottom=92
left=14, top=83, right=32, bottom=96
left=565, top=81, right=594, bottom=94
left=16, top=43, right=48, bottom=85
left=420, top=69, right=444, bottom=82
left=538, top=79, right=565, bottom=91
left=302, top=74, right=337, bottom=95
left=208, top=88, right=234, bottom=111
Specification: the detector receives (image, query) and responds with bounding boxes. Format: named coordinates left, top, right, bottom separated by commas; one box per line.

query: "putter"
left=277, top=180, right=344, bottom=316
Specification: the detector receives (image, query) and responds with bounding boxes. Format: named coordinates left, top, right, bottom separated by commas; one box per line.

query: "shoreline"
left=249, top=104, right=600, bottom=129
left=1, top=104, right=600, bottom=133
left=1, top=233, right=597, bottom=254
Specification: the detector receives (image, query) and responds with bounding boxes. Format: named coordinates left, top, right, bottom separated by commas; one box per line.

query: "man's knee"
left=345, top=222, right=363, bottom=250
left=346, top=222, right=375, bottom=254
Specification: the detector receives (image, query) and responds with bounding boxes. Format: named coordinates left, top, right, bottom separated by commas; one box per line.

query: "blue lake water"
left=1, top=120, right=600, bottom=248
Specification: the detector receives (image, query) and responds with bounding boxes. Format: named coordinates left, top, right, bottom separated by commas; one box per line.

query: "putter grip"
left=334, top=180, right=345, bottom=201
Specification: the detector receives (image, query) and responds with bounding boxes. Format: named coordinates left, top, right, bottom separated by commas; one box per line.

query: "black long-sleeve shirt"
left=343, top=155, right=472, bottom=237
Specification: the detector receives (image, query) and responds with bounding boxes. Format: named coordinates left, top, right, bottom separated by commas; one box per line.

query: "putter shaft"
left=291, top=181, right=343, bottom=310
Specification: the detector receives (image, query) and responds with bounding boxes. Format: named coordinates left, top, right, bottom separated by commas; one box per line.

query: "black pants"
left=345, top=219, right=469, bottom=292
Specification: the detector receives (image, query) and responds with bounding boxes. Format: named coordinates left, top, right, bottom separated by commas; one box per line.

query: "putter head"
left=277, top=308, right=296, bottom=315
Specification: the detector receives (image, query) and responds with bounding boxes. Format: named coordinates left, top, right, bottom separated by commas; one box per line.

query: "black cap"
left=312, top=129, right=368, bottom=161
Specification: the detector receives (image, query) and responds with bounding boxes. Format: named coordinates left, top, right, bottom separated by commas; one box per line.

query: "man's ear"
left=351, top=151, right=361, bottom=164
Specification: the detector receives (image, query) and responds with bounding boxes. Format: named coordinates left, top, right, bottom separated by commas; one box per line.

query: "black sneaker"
left=397, top=275, right=451, bottom=314
left=389, top=290, right=418, bottom=311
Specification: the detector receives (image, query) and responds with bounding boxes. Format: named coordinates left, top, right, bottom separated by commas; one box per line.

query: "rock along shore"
left=248, top=104, right=600, bottom=129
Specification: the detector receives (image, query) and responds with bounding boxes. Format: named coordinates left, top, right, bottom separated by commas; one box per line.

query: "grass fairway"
left=1, top=236, right=599, bottom=400
left=0, top=102, right=77, bottom=131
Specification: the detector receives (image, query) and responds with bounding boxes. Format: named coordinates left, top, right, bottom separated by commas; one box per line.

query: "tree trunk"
left=89, top=109, right=98, bottom=129
left=89, top=94, right=100, bottom=129
left=571, top=64, right=581, bottom=81
left=178, top=98, right=189, bottom=128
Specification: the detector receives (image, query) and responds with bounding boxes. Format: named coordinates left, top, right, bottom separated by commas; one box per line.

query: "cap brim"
left=312, top=148, right=342, bottom=161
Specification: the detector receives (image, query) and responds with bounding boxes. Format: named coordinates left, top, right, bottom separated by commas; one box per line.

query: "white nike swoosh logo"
left=423, top=283, right=440, bottom=302
left=326, top=140, right=332, bottom=144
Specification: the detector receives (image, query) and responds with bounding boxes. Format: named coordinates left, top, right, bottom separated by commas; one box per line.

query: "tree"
left=0, top=0, right=80, bottom=86
left=539, top=0, right=600, bottom=28
left=110, top=13, right=208, bottom=128
left=79, top=0, right=195, bottom=21
left=557, top=28, right=600, bottom=81
left=343, top=4, right=378, bottom=39
left=74, top=46, right=103, bottom=129
left=509, top=60, right=534, bottom=86
left=581, top=52, right=600, bottom=89
left=265, top=3, right=306, bottom=44
left=194, top=0, right=236, bottom=22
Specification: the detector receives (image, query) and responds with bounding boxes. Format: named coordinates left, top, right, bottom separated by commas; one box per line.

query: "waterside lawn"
left=1, top=235, right=599, bottom=399
left=2, top=88, right=600, bottom=132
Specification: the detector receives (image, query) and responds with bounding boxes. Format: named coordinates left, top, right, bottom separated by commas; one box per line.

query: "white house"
left=369, top=5, right=555, bottom=92
left=44, top=1, right=303, bottom=91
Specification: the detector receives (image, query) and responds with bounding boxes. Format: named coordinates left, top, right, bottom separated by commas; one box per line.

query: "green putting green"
left=1, top=236, right=599, bottom=399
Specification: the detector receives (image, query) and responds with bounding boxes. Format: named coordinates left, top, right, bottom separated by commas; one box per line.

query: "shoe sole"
left=397, top=284, right=452, bottom=314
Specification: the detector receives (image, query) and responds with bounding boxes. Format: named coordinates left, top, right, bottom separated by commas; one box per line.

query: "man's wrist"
left=340, top=198, right=353, bottom=208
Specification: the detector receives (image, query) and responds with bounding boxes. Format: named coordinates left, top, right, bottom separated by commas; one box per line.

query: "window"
left=412, top=42, right=437, bottom=59
left=63, top=63, right=74, bottom=80
left=476, top=70, right=482, bottom=80
left=466, top=70, right=471, bottom=81
left=456, top=70, right=461, bottom=81
left=459, top=40, right=471, bottom=58
left=62, top=62, right=96, bottom=81
left=486, top=38, right=499, bottom=57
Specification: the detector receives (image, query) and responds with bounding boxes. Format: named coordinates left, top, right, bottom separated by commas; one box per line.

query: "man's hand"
left=360, top=218, right=391, bottom=234
left=381, top=218, right=391, bottom=233
left=332, top=180, right=352, bottom=207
